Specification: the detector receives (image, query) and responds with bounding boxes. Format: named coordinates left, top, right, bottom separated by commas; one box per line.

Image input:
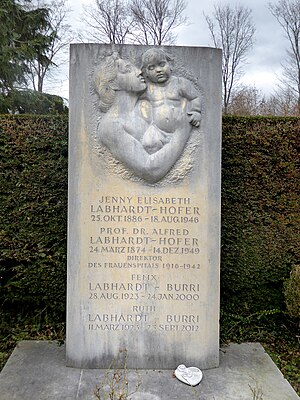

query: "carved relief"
left=94, top=49, right=202, bottom=183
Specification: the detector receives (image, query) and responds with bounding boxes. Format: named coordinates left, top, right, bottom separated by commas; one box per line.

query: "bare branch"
left=79, top=0, right=187, bottom=46
left=268, top=0, right=300, bottom=114
left=25, top=0, right=74, bottom=92
left=129, top=0, right=188, bottom=45
left=81, top=0, right=134, bottom=44
left=205, top=3, right=255, bottom=114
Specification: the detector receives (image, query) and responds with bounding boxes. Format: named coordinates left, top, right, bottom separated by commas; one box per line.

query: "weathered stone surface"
left=67, top=44, right=222, bottom=368
left=0, top=341, right=299, bottom=400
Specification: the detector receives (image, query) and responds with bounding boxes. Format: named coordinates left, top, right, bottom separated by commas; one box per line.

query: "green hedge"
left=221, top=116, right=299, bottom=315
left=0, top=115, right=68, bottom=320
left=0, top=115, right=299, bottom=322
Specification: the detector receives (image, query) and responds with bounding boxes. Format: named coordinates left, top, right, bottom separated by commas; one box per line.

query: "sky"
left=44, top=0, right=287, bottom=100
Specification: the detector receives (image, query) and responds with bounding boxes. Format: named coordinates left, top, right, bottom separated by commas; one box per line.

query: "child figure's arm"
left=187, top=110, right=201, bottom=128
left=187, top=96, right=201, bottom=128
left=179, top=77, right=201, bottom=128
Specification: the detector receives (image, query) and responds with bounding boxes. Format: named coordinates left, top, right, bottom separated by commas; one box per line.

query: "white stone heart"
left=175, top=364, right=203, bottom=386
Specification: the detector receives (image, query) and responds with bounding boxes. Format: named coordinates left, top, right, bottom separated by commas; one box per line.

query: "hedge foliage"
left=0, top=115, right=68, bottom=320
left=0, top=115, right=299, bottom=322
left=284, top=266, right=300, bottom=319
left=221, top=116, right=299, bottom=315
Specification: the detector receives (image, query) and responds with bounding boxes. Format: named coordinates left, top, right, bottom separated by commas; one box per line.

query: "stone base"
left=0, top=341, right=298, bottom=400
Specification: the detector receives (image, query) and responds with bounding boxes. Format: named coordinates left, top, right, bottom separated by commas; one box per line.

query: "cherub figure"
left=139, top=48, right=201, bottom=154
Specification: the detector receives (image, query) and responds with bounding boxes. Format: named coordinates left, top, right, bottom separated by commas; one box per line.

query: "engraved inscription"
left=85, top=193, right=204, bottom=333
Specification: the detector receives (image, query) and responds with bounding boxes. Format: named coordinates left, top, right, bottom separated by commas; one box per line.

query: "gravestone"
left=67, top=44, right=222, bottom=369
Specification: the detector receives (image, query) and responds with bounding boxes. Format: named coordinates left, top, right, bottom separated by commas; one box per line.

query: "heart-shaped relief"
left=174, top=364, right=203, bottom=386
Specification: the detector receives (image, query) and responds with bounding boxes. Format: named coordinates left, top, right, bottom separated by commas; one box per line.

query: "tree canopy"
left=0, top=0, right=51, bottom=93
left=0, top=0, right=68, bottom=113
left=25, top=0, right=73, bottom=93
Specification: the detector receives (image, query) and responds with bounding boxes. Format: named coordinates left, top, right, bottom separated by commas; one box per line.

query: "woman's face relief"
left=116, top=59, right=147, bottom=93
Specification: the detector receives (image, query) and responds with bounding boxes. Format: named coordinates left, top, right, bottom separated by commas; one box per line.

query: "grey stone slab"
left=0, top=341, right=298, bottom=400
left=0, top=341, right=80, bottom=400
left=67, top=44, right=222, bottom=369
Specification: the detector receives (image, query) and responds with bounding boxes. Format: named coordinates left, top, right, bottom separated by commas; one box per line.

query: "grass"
left=265, top=339, right=300, bottom=394
left=249, top=383, right=264, bottom=400
left=94, top=348, right=142, bottom=400
left=0, top=311, right=65, bottom=371
left=220, top=309, right=300, bottom=395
